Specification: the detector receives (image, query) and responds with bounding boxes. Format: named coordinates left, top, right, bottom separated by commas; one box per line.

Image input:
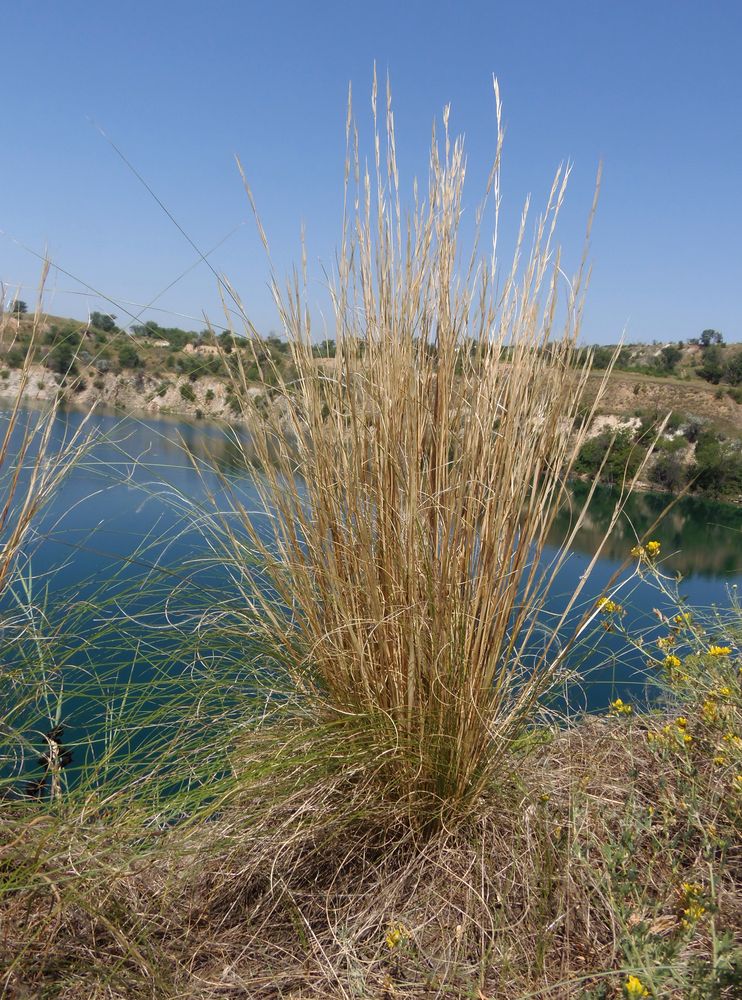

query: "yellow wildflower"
left=681, top=903, right=706, bottom=928
left=722, top=733, right=741, bottom=746
left=646, top=540, right=661, bottom=557
left=385, top=922, right=411, bottom=949
left=663, top=654, right=681, bottom=669
left=701, top=700, right=718, bottom=723
left=682, top=881, right=702, bottom=897
left=597, top=596, right=622, bottom=614
left=657, top=635, right=676, bottom=650
left=675, top=717, right=687, bottom=729
left=713, top=755, right=726, bottom=766
left=683, top=733, right=693, bottom=744
left=674, top=612, right=692, bottom=627
left=716, top=687, right=732, bottom=698
left=708, top=645, right=732, bottom=657
left=610, top=698, right=633, bottom=716
left=625, top=974, right=650, bottom=997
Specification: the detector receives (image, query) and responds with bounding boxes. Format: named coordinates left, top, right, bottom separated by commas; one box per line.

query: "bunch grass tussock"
left=208, top=76, right=655, bottom=828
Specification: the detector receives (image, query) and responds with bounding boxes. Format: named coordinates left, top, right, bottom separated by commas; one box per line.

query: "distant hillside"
left=1, top=310, right=740, bottom=501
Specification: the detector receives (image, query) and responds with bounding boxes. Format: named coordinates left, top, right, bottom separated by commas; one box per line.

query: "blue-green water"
left=2, top=405, right=741, bottom=784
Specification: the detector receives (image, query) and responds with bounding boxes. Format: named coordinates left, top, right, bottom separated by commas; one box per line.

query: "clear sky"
left=2, top=0, right=741, bottom=343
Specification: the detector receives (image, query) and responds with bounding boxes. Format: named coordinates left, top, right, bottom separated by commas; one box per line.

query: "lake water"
left=2, top=405, right=741, bottom=782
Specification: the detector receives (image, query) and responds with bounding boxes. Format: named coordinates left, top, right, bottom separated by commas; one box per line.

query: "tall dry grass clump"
left=222, top=78, right=643, bottom=824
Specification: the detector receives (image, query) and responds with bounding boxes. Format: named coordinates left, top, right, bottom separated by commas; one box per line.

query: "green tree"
left=696, top=345, right=724, bottom=384
left=691, top=431, right=742, bottom=498
left=90, top=312, right=117, bottom=333
left=11, top=300, right=27, bottom=315
left=699, top=328, right=724, bottom=347
left=659, top=344, right=682, bottom=372
left=722, top=353, right=742, bottom=386
left=46, top=341, right=78, bottom=377
left=650, top=452, right=687, bottom=492
left=575, top=430, right=646, bottom=485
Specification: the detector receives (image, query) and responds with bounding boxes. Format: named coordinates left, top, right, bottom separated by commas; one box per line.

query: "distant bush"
left=90, top=312, right=117, bottom=333
left=650, top=452, right=687, bottom=492
left=179, top=383, right=196, bottom=403
left=690, top=431, right=742, bottom=499
left=696, top=344, right=724, bottom=384
left=4, top=349, right=25, bottom=369
left=205, top=388, right=215, bottom=402
left=226, top=391, right=243, bottom=416
left=723, top=353, right=742, bottom=386
left=132, top=321, right=196, bottom=350
left=11, top=300, right=27, bottom=315
left=118, top=342, right=142, bottom=370
left=699, top=328, right=724, bottom=346
left=659, top=344, right=682, bottom=372
left=175, top=354, right=207, bottom=380
left=45, top=342, right=78, bottom=377
left=655, top=435, right=686, bottom=453
left=575, top=430, right=646, bottom=484
left=683, top=417, right=703, bottom=443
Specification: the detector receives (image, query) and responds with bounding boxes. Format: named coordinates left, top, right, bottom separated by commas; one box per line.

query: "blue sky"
left=2, top=0, right=741, bottom=343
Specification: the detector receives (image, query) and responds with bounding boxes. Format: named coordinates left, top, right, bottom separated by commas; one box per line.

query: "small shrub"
left=205, top=388, right=215, bottom=403
left=226, top=391, right=243, bottom=415
left=575, top=430, right=646, bottom=484
left=179, top=383, right=196, bottom=403
left=683, top=418, right=703, bottom=443
left=90, top=311, right=117, bottom=333
left=650, top=452, right=687, bottom=492
left=46, top=342, right=78, bottom=377
left=5, top=348, right=26, bottom=369
left=0, top=369, right=9, bottom=379
left=118, top=342, right=142, bottom=369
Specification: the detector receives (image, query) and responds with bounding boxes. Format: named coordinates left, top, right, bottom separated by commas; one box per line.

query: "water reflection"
left=549, top=482, right=742, bottom=580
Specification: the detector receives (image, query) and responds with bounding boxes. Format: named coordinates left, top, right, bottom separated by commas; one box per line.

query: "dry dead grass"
left=2, top=709, right=740, bottom=999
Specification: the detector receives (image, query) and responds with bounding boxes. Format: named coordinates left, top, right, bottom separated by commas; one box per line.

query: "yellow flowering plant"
left=624, top=973, right=650, bottom=997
